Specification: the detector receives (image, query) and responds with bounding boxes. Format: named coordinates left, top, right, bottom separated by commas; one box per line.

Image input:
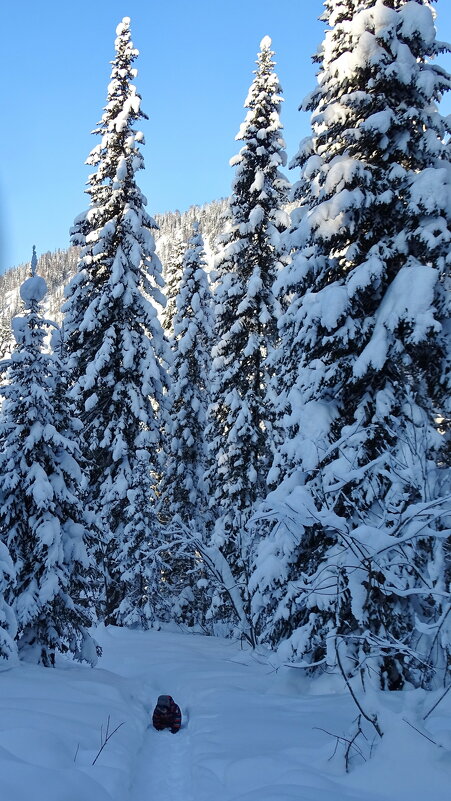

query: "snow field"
left=0, top=660, right=143, bottom=800
left=1, top=626, right=450, bottom=801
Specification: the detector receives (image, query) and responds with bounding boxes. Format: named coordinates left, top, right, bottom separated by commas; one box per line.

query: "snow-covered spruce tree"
left=204, top=37, right=290, bottom=642
left=251, top=0, right=451, bottom=690
left=0, top=318, right=13, bottom=358
left=113, top=449, right=166, bottom=627
left=162, top=233, right=186, bottom=339
left=0, top=249, right=97, bottom=666
left=0, top=544, right=17, bottom=664
left=158, top=223, right=213, bottom=626
left=160, top=223, right=212, bottom=527
left=63, top=18, right=169, bottom=623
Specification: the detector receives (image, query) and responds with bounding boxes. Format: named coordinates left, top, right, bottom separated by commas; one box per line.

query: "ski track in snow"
left=101, top=627, right=349, bottom=801
left=89, top=627, right=451, bottom=801
left=130, top=726, right=193, bottom=801
left=0, top=627, right=450, bottom=801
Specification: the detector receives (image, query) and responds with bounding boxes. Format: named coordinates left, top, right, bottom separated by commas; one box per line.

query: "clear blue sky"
left=2, top=0, right=451, bottom=271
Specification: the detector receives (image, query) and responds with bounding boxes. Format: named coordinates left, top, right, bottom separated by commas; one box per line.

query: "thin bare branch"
left=402, top=718, right=438, bottom=746
left=423, top=685, right=451, bottom=721
left=335, top=641, right=383, bottom=739
left=92, top=716, right=125, bottom=766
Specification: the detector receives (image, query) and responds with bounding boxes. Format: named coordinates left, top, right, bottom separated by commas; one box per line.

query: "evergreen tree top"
left=30, top=245, right=37, bottom=276
left=239, top=34, right=284, bottom=135
left=19, top=248, right=47, bottom=312
left=90, top=15, right=147, bottom=155
left=316, top=0, right=450, bottom=79
left=321, top=0, right=441, bottom=30
left=221, top=36, right=289, bottom=243
left=185, top=220, right=206, bottom=255
left=116, top=16, right=131, bottom=36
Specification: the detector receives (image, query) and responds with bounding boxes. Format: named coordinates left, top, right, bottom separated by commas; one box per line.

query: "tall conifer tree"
left=63, top=18, right=169, bottom=621
left=205, top=36, right=289, bottom=636
left=0, top=249, right=97, bottom=666
left=252, top=0, right=451, bottom=689
left=162, top=234, right=186, bottom=339
left=0, top=545, right=16, bottom=664
left=113, top=448, right=163, bottom=628
left=160, top=223, right=212, bottom=529
left=158, top=224, right=213, bottom=625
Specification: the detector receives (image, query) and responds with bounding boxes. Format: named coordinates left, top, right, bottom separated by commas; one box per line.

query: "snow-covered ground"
left=0, top=626, right=450, bottom=801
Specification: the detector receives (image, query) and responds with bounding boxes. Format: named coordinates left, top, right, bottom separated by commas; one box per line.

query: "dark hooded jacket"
left=152, top=695, right=182, bottom=733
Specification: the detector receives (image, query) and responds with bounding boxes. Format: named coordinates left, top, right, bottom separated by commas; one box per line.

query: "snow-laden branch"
left=165, top=521, right=256, bottom=646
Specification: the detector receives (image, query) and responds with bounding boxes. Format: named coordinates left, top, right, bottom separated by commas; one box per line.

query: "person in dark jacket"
left=152, top=695, right=182, bottom=733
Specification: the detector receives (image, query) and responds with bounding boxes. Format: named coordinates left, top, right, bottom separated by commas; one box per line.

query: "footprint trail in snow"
left=129, top=725, right=193, bottom=801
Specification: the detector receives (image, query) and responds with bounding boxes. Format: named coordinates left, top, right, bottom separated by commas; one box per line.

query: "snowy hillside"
left=0, top=625, right=450, bottom=801
left=0, top=199, right=229, bottom=353
left=155, top=198, right=229, bottom=275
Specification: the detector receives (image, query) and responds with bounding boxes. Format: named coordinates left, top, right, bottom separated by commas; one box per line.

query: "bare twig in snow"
left=423, top=684, right=451, bottom=721
left=335, top=641, right=383, bottom=739
left=92, top=715, right=125, bottom=766
left=313, top=724, right=365, bottom=770
left=402, top=718, right=439, bottom=747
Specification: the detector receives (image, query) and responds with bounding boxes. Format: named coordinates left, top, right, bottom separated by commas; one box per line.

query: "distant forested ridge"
left=0, top=199, right=229, bottom=354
